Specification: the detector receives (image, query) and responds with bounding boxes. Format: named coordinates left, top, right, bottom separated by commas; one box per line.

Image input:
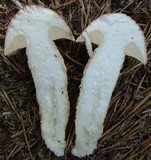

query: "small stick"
left=64, top=0, right=77, bottom=7
left=11, top=0, right=23, bottom=9
left=20, top=114, right=34, bottom=160
left=56, top=0, right=77, bottom=9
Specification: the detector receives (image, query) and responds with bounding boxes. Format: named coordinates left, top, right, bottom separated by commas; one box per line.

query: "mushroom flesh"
left=72, top=13, right=147, bottom=157
left=4, top=5, right=74, bottom=157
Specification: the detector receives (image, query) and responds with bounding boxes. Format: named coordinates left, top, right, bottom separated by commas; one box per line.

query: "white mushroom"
left=4, top=5, right=74, bottom=157
left=72, top=13, right=147, bottom=157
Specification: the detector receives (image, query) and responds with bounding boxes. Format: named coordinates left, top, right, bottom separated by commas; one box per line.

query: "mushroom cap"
left=4, top=5, right=74, bottom=55
left=77, top=13, right=147, bottom=64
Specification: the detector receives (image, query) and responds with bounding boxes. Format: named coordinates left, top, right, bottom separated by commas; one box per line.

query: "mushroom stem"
left=26, top=33, right=69, bottom=156
left=72, top=39, right=126, bottom=157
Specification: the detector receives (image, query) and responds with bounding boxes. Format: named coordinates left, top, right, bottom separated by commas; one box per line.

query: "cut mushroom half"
left=72, top=13, right=147, bottom=157
left=4, top=5, right=74, bottom=157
